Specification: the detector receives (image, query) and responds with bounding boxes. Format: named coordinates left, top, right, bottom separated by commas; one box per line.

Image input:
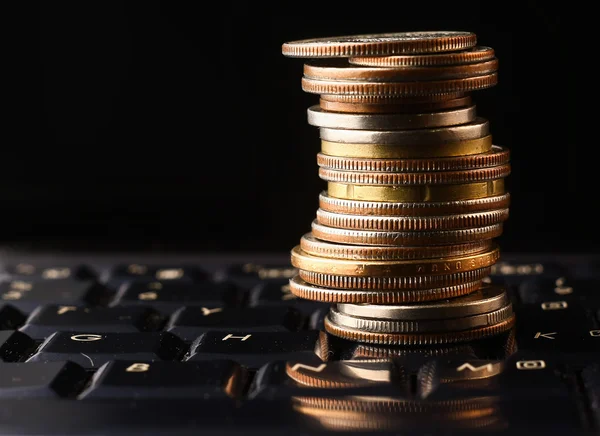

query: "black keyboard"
left=0, top=252, right=598, bottom=435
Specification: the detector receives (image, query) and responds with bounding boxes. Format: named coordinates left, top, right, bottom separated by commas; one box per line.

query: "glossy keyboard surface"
left=0, top=251, right=598, bottom=435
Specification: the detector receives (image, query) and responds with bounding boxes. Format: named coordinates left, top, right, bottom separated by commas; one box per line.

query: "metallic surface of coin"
left=298, top=266, right=492, bottom=290
left=299, top=233, right=493, bottom=260
left=326, top=180, right=505, bottom=202
left=318, top=192, right=511, bottom=216
left=315, top=208, right=509, bottom=232
left=281, top=31, right=477, bottom=58
left=307, top=105, right=476, bottom=130
left=348, top=46, right=495, bottom=67
left=301, top=73, right=498, bottom=96
left=319, top=92, right=466, bottom=104
left=321, top=136, right=493, bottom=158
left=316, top=146, right=509, bottom=172
left=318, top=165, right=510, bottom=185
left=303, top=59, right=498, bottom=82
left=337, top=285, right=509, bottom=320
left=311, top=220, right=504, bottom=246
left=328, top=305, right=513, bottom=333
left=290, top=245, right=500, bottom=277
left=318, top=95, right=473, bottom=114
left=288, top=275, right=482, bottom=303
left=320, top=118, right=489, bottom=144
left=323, top=314, right=516, bottom=345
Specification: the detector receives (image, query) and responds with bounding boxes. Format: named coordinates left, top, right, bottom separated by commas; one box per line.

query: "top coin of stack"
left=282, top=31, right=514, bottom=346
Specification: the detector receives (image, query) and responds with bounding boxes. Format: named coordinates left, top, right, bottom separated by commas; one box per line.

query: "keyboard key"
left=0, top=361, right=89, bottom=398
left=109, top=280, right=243, bottom=315
left=108, top=264, right=207, bottom=284
left=166, top=306, right=305, bottom=342
left=2, top=264, right=96, bottom=281
left=19, top=305, right=165, bottom=340
left=248, top=281, right=329, bottom=316
left=0, top=330, right=36, bottom=362
left=490, top=260, right=569, bottom=286
left=0, top=279, right=113, bottom=314
left=185, top=330, right=321, bottom=369
left=26, top=331, right=187, bottom=369
left=0, top=304, right=26, bottom=329
left=581, top=364, right=600, bottom=428
left=79, top=359, right=247, bottom=400
left=215, top=263, right=298, bottom=289
left=519, top=277, right=600, bottom=305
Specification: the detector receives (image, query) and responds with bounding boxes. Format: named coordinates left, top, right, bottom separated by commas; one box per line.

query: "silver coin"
left=328, top=304, right=513, bottom=333
left=307, top=105, right=476, bottom=130
left=336, top=285, right=509, bottom=320
left=319, top=117, right=489, bottom=144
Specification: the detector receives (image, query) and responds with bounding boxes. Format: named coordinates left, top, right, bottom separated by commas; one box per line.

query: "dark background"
left=4, top=2, right=581, bottom=254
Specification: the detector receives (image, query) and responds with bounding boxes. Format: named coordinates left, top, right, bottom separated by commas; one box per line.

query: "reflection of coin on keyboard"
left=282, top=30, right=513, bottom=345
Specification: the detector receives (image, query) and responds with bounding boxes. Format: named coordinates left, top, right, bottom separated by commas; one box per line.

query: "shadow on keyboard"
left=0, top=254, right=598, bottom=435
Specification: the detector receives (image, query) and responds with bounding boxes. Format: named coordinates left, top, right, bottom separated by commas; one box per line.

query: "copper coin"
left=348, top=46, right=496, bottom=67
left=319, top=95, right=473, bottom=114
left=320, top=92, right=466, bottom=104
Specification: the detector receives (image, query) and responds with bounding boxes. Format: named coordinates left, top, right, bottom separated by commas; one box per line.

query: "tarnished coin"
left=318, top=192, right=511, bottom=217
left=315, top=208, right=509, bottom=231
left=301, top=73, right=498, bottom=96
left=282, top=31, right=477, bottom=58
left=299, top=233, right=493, bottom=261
left=298, top=266, right=492, bottom=290
left=311, top=220, right=504, bottom=246
left=348, top=46, right=496, bottom=67
left=337, top=285, right=509, bottom=320
left=303, top=58, right=498, bottom=82
left=320, top=117, right=489, bottom=144
left=290, top=244, right=500, bottom=277
left=318, top=165, right=510, bottom=185
left=307, top=105, right=476, bottom=130
left=289, top=274, right=482, bottom=304
left=319, top=95, right=473, bottom=114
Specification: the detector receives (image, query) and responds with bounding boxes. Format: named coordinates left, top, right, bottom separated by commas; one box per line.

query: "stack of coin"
left=281, top=31, right=514, bottom=345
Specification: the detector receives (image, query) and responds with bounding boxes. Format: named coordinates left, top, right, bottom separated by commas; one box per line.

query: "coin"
left=318, top=165, right=510, bottom=185
left=320, top=117, right=489, bottom=144
left=290, top=244, right=500, bottom=277
left=311, top=220, right=504, bottom=246
left=348, top=46, right=496, bottom=67
left=315, top=208, right=509, bottom=231
left=323, top=314, right=516, bottom=345
left=301, top=73, right=498, bottom=96
left=288, top=275, right=482, bottom=303
left=321, top=137, right=493, bottom=159
left=320, top=92, right=467, bottom=104
left=307, top=105, right=476, bottom=130
left=319, top=95, right=473, bottom=114
left=326, top=180, right=505, bottom=202
left=318, top=192, right=511, bottom=217
left=316, top=146, right=509, bottom=172
left=328, top=304, right=513, bottom=333
left=299, top=233, right=493, bottom=260
left=281, top=31, right=477, bottom=58
left=337, top=285, right=509, bottom=320
left=298, top=267, right=492, bottom=290
left=303, top=58, right=498, bottom=82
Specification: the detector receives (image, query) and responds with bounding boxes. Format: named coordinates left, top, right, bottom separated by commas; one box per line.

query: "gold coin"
left=288, top=275, right=482, bottom=304
left=315, top=208, right=509, bottom=232
left=298, top=266, right=492, bottom=290
left=316, top=146, right=509, bottom=172
left=290, top=244, right=500, bottom=277
left=301, top=73, right=498, bottom=96
left=321, top=136, right=493, bottom=158
left=303, top=58, right=498, bottom=82
left=319, top=95, right=473, bottom=114
left=318, top=192, right=511, bottom=217
left=327, top=180, right=505, bottom=202
left=318, top=165, right=510, bottom=185
left=324, top=314, right=516, bottom=345
left=320, top=92, right=466, bottom=104
left=311, top=220, right=503, bottom=246
left=299, top=233, right=493, bottom=260
left=348, top=46, right=496, bottom=67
